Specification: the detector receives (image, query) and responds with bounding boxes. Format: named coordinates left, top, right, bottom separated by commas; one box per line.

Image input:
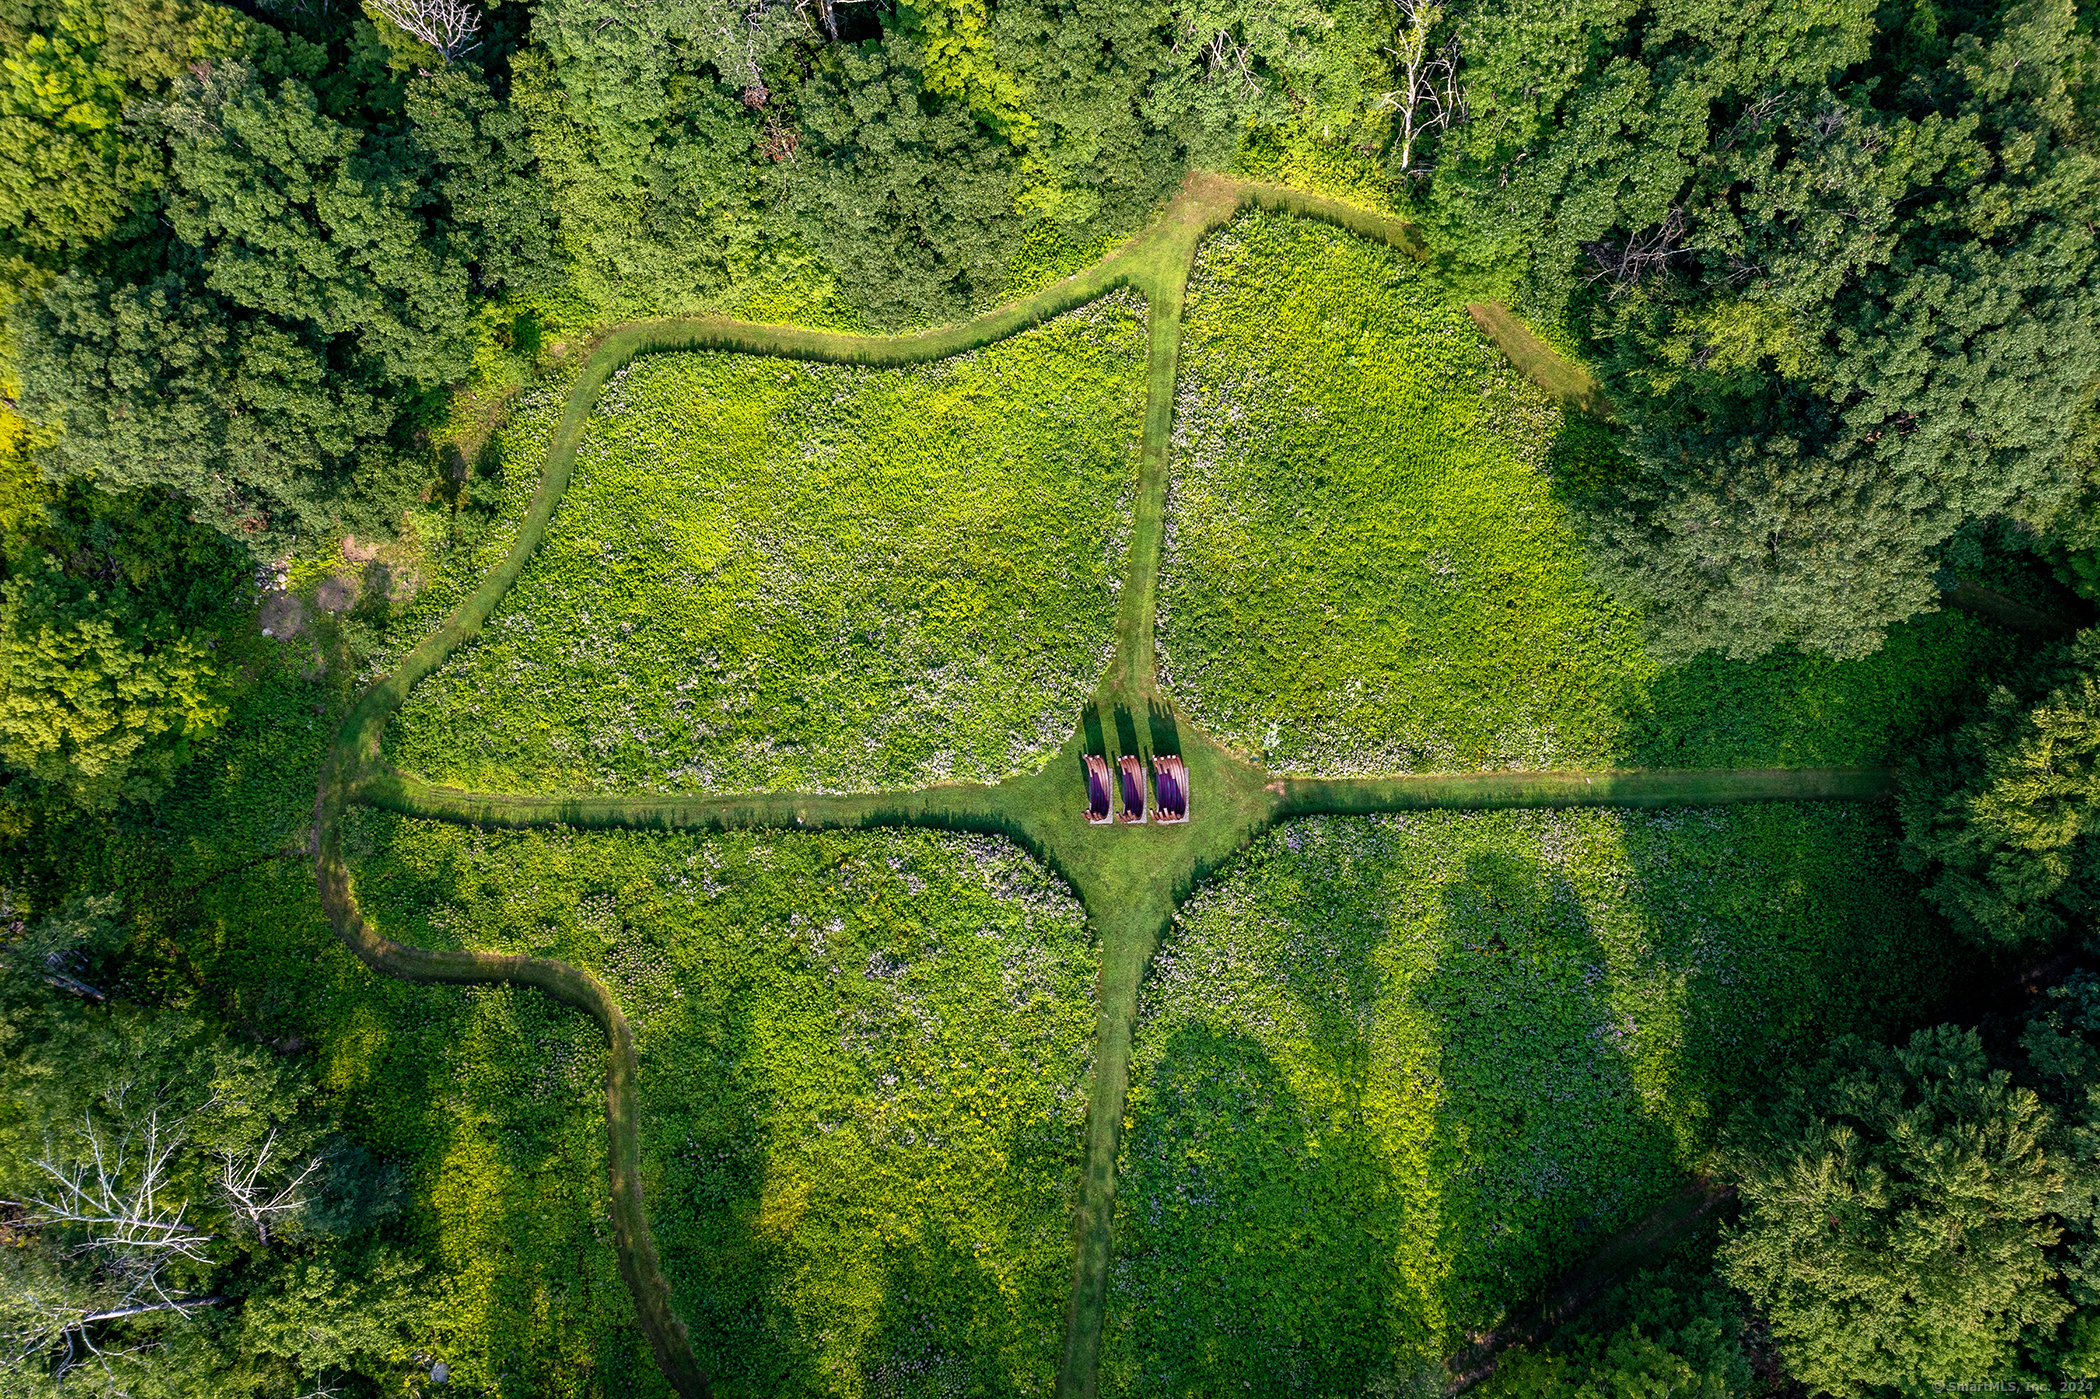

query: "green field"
left=1158, top=215, right=2015, bottom=775
left=256, top=190, right=2018, bottom=1399
left=1103, top=805, right=1974, bottom=1393
left=339, top=815, right=1098, bottom=1396
left=1096, top=211, right=2016, bottom=1390
left=387, top=292, right=1148, bottom=796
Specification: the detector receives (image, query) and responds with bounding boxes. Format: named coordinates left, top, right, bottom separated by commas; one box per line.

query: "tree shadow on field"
left=1604, top=804, right=1987, bottom=1140
left=861, top=1197, right=1065, bottom=1398
left=1112, top=702, right=1142, bottom=760
left=1615, top=635, right=2021, bottom=771
left=1412, top=847, right=1679, bottom=1320
left=1082, top=704, right=1108, bottom=759
left=637, top=963, right=821, bottom=1397
left=1266, top=822, right=1391, bottom=1096
left=641, top=910, right=1080, bottom=1397
left=370, top=966, right=658, bottom=1396
left=338, top=821, right=700, bottom=1395
left=1108, top=1019, right=1403, bottom=1399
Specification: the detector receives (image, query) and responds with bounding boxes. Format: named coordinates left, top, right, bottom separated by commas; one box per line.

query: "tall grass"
left=386, top=294, right=1148, bottom=796
left=342, top=814, right=1099, bottom=1396
left=1104, top=804, right=1976, bottom=1392
left=1158, top=213, right=2016, bottom=777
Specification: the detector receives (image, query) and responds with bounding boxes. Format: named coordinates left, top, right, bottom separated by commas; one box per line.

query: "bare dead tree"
left=1383, top=0, right=1438, bottom=169
left=364, top=0, right=483, bottom=61
left=664, top=0, right=820, bottom=101
left=758, top=109, right=800, bottom=163
left=1726, top=253, right=1767, bottom=285
left=1425, top=38, right=1465, bottom=154
left=1, top=894, right=121, bottom=1002
left=1204, top=26, right=1259, bottom=96
left=4, top=1099, right=232, bottom=1388
left=1581, top=207, right=1692, bottom=295
left=1378, top=0, right=1465, bottom=174
left=3, top=1282, right=231, bottom=1391
left=216, top=1130, right=325, bottom=1246
left=254, top=0, right=331, bottom=23
left=1714, top=90, right=1790, bottom=155
left=27, top=1113, right=212, bottom=1273
left=1168, top=16, right=1261, bottom=98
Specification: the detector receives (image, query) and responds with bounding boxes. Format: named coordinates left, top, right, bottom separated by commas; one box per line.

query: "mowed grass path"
left=388, top=293, right=1147, bottom=795
left=1159, top=215, right=2016, bottom=776
left=343, top=816, right=1098, bottom=1398
left=1104, top=806, right=1971, bottom=1392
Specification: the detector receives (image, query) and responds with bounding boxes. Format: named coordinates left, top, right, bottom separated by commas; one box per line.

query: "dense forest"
left=2, top=0, right=2098, bottom=1390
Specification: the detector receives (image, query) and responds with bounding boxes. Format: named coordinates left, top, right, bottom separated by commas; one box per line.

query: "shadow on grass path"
left=313, top=170, right=1898, bottom=1399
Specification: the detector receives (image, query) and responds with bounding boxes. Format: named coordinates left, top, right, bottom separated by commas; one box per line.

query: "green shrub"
left=0, top=483, right=246, bottom=810
left=1483, top=1328, right=1744, bottom=1399
left=1479, top=1260, right=1753, bottom=1399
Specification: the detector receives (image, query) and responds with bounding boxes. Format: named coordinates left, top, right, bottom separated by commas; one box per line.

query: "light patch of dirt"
left=315, top=575, right=357, bottom=613
left=343, top=528, right=425, bottom=603
left=258, top=590, right=305, bottom=639
left=312, top=529, right=428, bottom=618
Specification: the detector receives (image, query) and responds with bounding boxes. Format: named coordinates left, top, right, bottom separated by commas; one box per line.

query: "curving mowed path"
left=313, top=172, right=1894, bottom=1399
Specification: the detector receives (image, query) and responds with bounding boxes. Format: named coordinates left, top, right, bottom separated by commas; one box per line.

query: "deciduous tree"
left=0, top=575, right=225, bottom=809
left=1719, top=1026, right=2072, bottom=1393
left=1432, top=0, right=2100, bottom=661
left=1900, top=633, right=2100, bottom=948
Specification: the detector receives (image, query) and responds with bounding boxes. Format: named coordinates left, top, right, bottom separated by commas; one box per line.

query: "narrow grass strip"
left=603, top=263, right=1143, bottom=368
left=1279, top=766, right=1899, bottom=814
left=1056, top=894, right=1182, bottom=1399
left=1110, top=277, right=1187, bottom=697
left=1231, top=178, right=1427, bottom=256
left=1465, top=302, right=1610, bottom=418
left=361, top=766, right=1014, bottom=835
left=1056, top=172, right=1433, bottom=1399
